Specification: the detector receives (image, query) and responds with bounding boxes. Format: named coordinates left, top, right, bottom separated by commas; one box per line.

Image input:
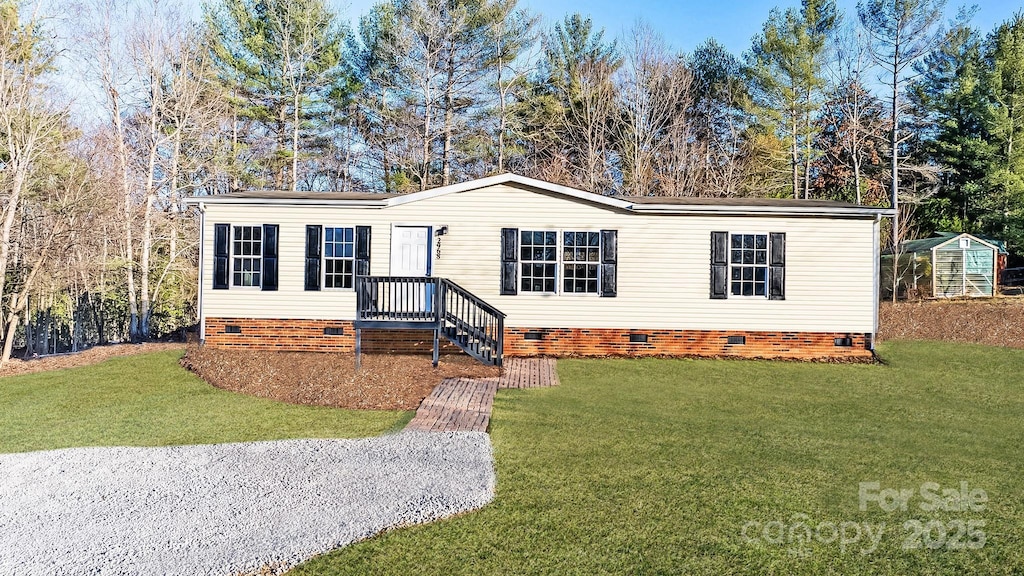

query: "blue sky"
left=58, top=0, right=1024, bottom=123
left=339, top=0, right=1022, bottom=56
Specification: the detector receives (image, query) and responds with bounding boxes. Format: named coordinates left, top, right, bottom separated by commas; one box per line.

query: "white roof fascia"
left=182, top=197, right=389, bottom=208
left=384, top=173, right=635, bottom=210
left=626, top=203, right=896, bottom=218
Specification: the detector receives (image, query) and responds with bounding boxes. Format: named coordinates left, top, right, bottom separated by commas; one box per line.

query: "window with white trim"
left=730, top=233, right=768, bottom=297
left=232, top=225, right=262, bottom=287
left=520, top=230, right=557, bottom=292
left=562, top=231, right=600, bottom=293
left=324, top=226, right=355, bottom=289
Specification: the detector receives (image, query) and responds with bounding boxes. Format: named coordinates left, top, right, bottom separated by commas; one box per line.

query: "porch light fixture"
left=436, top=226, right=448, bottom=236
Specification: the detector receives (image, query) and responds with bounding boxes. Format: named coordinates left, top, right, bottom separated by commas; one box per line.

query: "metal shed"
left=882, top=232, right=1007, bottom=299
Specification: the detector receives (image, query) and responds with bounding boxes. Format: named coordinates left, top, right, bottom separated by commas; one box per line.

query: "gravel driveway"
left=0, top=432, right=494, bottom=575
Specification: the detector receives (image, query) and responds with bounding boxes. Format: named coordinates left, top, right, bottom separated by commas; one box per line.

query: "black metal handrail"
left=440, top=278, right=505, bottom=365
left=356, top=276, right=438, bottom=323
left=354, top=276, right=505, bottom=366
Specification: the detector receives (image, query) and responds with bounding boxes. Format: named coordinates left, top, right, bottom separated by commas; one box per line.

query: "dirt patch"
left=879, top=297, right=1024, bottom=349
left=0, top=343, right=185, bottom=377
left=180, top=346, right=500, bottom=410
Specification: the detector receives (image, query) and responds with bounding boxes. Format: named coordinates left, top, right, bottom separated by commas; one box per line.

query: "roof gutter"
left=182, top=197, right=390, bottom=208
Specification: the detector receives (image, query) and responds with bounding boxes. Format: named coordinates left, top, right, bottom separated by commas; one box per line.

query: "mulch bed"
left=0, top=343, right=185, bottom=377
left=180, top=345, right=500, bottom=411
left=879, top=297, right=1024, bottom=349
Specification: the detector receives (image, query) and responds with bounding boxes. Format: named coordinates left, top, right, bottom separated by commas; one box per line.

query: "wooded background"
left=0, top=0, right=1021, bottom=361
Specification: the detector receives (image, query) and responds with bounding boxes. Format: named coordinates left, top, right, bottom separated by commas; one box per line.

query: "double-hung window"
left=232, top=225, right=262, bottom=287
left=729, top=233, right=768, bottom=297
left=502, top=227, right=617, bottom=297
left=517, top=230, right=601, bottom=294
left=304, top=225, right=370, bottom=291
left=324, top=227, right=355, bottom=289
left=520, top=231, right=558, bottom=293
left=710, top=230, right=784, bottom=300
left=562, top=231, right=600, bottom=293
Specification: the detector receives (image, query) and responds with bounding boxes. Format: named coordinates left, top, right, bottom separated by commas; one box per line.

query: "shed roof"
left=894, top=232, right=1008, bottom=255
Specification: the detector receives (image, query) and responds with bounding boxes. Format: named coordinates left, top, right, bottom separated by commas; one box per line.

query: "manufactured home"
left=185, top=173, right=892, bottom=365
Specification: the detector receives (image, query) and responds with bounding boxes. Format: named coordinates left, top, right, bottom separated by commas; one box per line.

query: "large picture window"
left=562, top=231, right=600, bottom=293
left=730, top=233, right=767, bottom=296
left=324, top=227, right=355, bottom=289
left=232, top=225, right=262, bottom=287
left=520, top=230, right=557, bottom=292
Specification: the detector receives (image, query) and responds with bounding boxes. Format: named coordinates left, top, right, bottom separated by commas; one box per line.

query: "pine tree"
left=204, top=0, right=350, bottom=191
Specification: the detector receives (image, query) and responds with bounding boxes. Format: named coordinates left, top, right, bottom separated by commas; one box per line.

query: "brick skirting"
left=504, top=328, right=872, bottom=360
left=203, top=318, right=461, bottom=354
left=203, top=318, right=873, bottom=360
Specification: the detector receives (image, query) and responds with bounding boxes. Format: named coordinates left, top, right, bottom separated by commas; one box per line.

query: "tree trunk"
left=140, top=89, right=160, bottom=341
left=790, top=111, right=800, bottom=199
left=890, top=57, right=900, bottom=303
left=110, top=91, right=141, bottom=342
left=292, top=89, right=301, bottom=191
left=0, top=166, right=26, bottom=317
left=442, top=39, right=456, bottom=186
left=1, top=241, right=52, bottom=365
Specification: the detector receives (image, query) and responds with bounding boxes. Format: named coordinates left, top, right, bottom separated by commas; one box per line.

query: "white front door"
left=389, top=226, right=432, bottom=313
left=390, top=226, right=431, bottom=277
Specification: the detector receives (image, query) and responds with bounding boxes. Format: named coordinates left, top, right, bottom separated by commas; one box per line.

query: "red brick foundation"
left=204, top=318, right=873, bottom=360
left=203, top=318, right=461, bottom=354
left=204, top=318, right=357, bottom=351
left=503, top=328, right=873, bottom=360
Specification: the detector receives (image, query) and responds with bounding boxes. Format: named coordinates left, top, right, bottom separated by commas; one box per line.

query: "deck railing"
left=354, top=276, right=505, bottom=366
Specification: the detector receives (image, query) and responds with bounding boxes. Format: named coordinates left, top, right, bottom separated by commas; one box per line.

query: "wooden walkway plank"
left=406, top=358, right=558, bottom=433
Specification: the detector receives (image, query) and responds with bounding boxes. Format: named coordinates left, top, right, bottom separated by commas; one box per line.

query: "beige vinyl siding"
left=201, top=184, right=876, bottom=332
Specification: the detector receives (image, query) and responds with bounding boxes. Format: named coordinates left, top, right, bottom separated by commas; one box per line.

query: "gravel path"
left=0, top=432, right=495, bottom=575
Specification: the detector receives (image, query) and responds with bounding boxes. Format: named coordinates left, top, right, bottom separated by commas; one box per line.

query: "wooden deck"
left=405, top=357, right=558, bottom=433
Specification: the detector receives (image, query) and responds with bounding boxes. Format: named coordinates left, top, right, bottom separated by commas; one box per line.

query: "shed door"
left=965, top=249, right=994, bottom=296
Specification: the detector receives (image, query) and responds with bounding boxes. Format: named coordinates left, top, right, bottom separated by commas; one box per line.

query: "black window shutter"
left=304, top=225, right=322, bottom=291
left=500, top=228, right=518, bottom=295
left=600, top=229, right=617, bottom=297
left=355, top=226, right=371, bottom=276
left=213, top=223, right=230, bottom=289
left=769, top=232, right=786, bottom=300
left=261, top=224, right=279, bottom=291
left=710, top=231, right=728, bottom=299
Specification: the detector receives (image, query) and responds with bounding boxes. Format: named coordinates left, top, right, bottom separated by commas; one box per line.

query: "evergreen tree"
left=980, top=12, right=1024, bottom=251
left=746, top=0, right=838, bottom=199
left=204, top=0, right=351, bottom=190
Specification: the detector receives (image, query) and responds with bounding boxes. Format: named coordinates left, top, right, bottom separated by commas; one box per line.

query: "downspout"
left=197, top=202, right=206, bottom=344
left=872, top=214, right=881, bottom=351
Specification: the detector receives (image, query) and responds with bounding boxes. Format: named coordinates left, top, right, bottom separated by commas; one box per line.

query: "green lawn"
left=0, top=349, right=411, bottom=454
left=292, top=341, right=1024, bottom=575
